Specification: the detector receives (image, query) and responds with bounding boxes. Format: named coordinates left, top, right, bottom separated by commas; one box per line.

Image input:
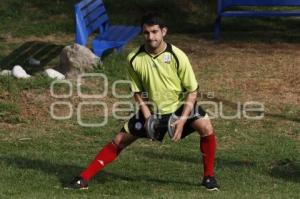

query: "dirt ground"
left=170, top=35, right=300, bottom=113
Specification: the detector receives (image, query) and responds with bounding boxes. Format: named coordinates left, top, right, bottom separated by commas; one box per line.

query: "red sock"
left=200, top=133, right=216, bottom=177
left=80, top=141, right=121, bottom=181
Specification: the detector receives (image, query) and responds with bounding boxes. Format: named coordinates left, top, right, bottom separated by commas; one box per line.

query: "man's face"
left=142, top=24, right=167, bottom=50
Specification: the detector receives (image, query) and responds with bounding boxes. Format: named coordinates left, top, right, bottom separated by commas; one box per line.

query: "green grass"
left=0, top=116, right=299, bottom=198
left=0, top=0, right=76, bottom=37
left=96, top=52, right=128, bottom=81
left=0, top=102, right=20, bottom=113
left=0, top=75, right=53, bottom=95
left=0, top=102, right=22, bottom=124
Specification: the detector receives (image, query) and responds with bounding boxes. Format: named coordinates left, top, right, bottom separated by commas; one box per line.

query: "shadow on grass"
left=140, top=150, right=199, bottom=165
left=140, top=150, right=257, bottom=168
left=0, top=41, right=64, bottom=74
left=141, top=150, right=300, bottom=183
left=269, top=159, right=300, bottom=183
left=96, top=171, right=199, bottom=187
left=0, top=156, right=84, bottom=185
left=0, top=155, right=198, bottom=187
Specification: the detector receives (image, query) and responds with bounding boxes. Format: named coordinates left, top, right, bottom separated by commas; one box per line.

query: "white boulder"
left=0, top=70, right=12, bottom=76
left=44, top=68, right=65, bottom=80
left=12, top=65, right=31, bottom=79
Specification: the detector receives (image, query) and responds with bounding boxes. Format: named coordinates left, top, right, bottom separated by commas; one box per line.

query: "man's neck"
left=145, top=41, right=167, bottom=56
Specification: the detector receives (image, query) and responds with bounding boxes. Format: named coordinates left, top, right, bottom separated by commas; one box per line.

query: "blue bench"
left=214, top=0, right=300, bottom=40
left=75, top=0, right=141, bottom=57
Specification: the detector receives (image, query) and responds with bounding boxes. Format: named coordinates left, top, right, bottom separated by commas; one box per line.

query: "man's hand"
left=171, top=118, right=187, bottom=142
left=170, top=91, right=197, bottom=141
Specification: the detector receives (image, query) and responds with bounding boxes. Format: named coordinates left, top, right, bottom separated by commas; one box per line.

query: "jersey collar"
left=142, top=43, right=172, bottom=59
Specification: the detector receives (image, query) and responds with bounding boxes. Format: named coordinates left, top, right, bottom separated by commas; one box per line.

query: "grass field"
left=0, top=1, right=299, bottom=198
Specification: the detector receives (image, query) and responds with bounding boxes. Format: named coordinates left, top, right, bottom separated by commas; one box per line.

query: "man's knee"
left=113, top=132, right=136, bottom=150
left=201, top=124, right=214, bottom=136
left=192, top=119, right=214, bottom=137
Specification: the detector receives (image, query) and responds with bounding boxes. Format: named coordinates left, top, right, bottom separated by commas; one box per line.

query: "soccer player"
left=65, top=12, right=219, bottom=191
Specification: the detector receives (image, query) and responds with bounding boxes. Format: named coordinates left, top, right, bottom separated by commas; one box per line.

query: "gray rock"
left=59, top=44, right=101, bottom=78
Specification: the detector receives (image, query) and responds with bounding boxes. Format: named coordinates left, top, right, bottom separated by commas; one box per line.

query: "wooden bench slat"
left=96, top=26, right=138, bottom=41
left=229, top=0, right=300, bottom=7
left=80, top=0, right=104, bottom=18
left=86, top=14, right=109, bottom=35
left=93, top=26, right=141, bottom=47
left=106, top=26, right=131, bottom=41
left=76, top=0, right=95, bottom=10
left=95, top=25, right=126, bottom=41
left=84, top=5, right=107, bottom=27
left=115, top=27, right=140, bottom=41
left=222, top=11, right=300, bottom=17
left=214, top=0, right=300, bottom=40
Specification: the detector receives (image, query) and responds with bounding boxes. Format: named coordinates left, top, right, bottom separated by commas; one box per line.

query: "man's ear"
left=162, top=27, right=168, bottom=37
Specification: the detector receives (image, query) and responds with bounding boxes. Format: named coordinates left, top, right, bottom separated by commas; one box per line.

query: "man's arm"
left=172, top=90, right=198, bottom=141
left=133, top=92, right=152, bottom=120
left=171, top=48, right=199, bottom=141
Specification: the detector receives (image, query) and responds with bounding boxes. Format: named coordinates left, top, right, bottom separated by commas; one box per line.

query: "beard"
left=146, top=39, right=163, bottom=51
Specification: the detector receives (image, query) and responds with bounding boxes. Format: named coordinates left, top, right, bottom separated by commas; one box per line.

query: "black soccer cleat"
left=64, top=176, right=88, bottom=190
left=201, top=176, right=219, bottom=191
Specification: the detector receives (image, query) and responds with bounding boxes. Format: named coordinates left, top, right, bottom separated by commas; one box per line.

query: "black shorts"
left=120, top=104, right=207, bottom=141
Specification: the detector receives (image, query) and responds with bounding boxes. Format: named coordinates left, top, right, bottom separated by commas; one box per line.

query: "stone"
left=59, top=44, right=101, bottom=78
left=0, top=70, right=12, bottom=76
left=44, top=68, right=65, bottom=80
left=12, top=65, right=31, bottom=79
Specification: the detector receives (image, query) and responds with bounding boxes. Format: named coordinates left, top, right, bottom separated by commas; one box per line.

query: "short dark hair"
left=140, top=12, right=166, bottom=28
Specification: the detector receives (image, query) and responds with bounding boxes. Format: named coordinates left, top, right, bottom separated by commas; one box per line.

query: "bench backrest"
left=218, top=0, right=300, bottom=12
left=75, top=0, right=109, bottom=45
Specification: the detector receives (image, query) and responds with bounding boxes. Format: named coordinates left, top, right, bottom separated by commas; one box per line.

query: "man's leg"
left=80, top=132, right=138, bottom=181
left=191, top=117, right=219, bottom=190
left=65, top=132, right=137, bottom=189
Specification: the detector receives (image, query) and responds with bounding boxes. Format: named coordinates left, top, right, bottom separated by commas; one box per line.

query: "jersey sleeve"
left=177, top=51, right=199, bottom=92
left=127, top=54, right=143, bottom=92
